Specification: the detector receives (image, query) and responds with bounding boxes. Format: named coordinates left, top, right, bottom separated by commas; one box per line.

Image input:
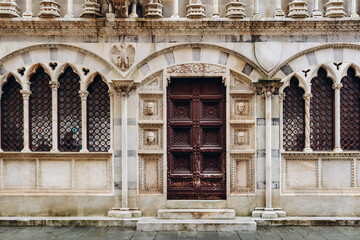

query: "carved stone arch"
left=85, top=72, right=111, bottom=90
left=310, top=64, right=337, bottom=84
left=0, top=72, right=23, bottom=90
left=341, top=63, right=360, bottom=80
left=55, top=63, right=82, bottom=83
left=280, top=72, right=308, bottom=94
left=27, top=63, right=52, bottom=81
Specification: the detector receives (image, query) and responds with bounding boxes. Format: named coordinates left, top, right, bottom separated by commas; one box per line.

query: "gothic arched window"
left=87, top=75, right=110, bottom=152
left=58, top=67, right=82, bottom=152
left=341, top=67, right=360, bottom=150
left=310, top=68, right=334, bottom=151
left=1, top=76, right=23, bottom=151
left=29, top=67, right=52, bottom=151
left=283, top=77, right=305, bottom=151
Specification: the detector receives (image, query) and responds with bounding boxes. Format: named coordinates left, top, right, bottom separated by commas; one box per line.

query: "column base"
left=312, top=10, right=323, bottom=18
left=333, top=147, right=343, bottom=153
left=171, top=14, right=179, bottom=19
left=108, top=208, right=142, bottom=218
left=212, top=14, right=220, bottom=19
left=65, top=13, right=74, bottom=18
left=50, top=149, right=60, bottom=153
left=350, top=12, right=359, bottom=18
left=303, top=147, right=313, bottom=153
left=22, top=12, right=33, bottom=18
left=80, top=149, right=89, bottom=153
left=274, top=9, right=285, bottom=18
left=252, top=207, right=286, bottom=219
left=252, top=13, right=261, bottom=19
left=21, top=148, right=31, bottom=153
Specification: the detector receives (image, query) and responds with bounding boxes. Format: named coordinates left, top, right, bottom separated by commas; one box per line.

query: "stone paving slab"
left=0, top=226, right=359, bottom=239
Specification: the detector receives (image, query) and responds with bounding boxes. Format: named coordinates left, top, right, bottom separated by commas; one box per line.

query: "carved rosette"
left=226, top=0, right=246, bottom=19
left=110, top=43, right=135, bottom=72
left=81, top=0, right=101, bottom=18
left=324, top=0, right=346, bottom=18
left=287, top=0, right=309, bottom=18
left=39, top=0, right=60, bottom=18
left=0, top=0, right=20, bottom=18
left=145, top=0, right=163, bottom=18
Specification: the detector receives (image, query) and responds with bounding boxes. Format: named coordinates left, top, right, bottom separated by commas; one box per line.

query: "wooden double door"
left=167, top=78, right=226, bottom=200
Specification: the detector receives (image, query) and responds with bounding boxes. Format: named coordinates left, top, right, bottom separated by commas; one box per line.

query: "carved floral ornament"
left=110, top=43, right=135, bottom=72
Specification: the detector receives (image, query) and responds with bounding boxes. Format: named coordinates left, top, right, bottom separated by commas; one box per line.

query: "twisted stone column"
left=303, top=93, right=312, bottom=152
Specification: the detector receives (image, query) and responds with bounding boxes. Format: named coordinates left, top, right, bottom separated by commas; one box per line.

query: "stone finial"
left=186, top=0, right=206, bottom=19
left=39, top=0, right=60, bottom=18
left=288, top=0, right=309, bottom=18
left=226, top=0, right=246, bottom=19
left=145, top=0, right=163, bottom=18
left=81, top=0, right=102, bottom=18
left=324, top=0, right=346, bottom=18
left=0, top=0, right=20, bottom=17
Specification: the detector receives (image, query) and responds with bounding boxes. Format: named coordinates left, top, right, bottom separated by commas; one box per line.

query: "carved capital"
left=20, top=90, right=32, bottom=100
left=332, top=83, right=343, bottom=90
left=79, top=90, right=89, bottom=100
left=279, top=92, right=285, bottom=101
left=108, top=89, right=115, bottom=97
left=303, top=93, right=313, bottom=101
left=255, top=78, right=282, bottom=100
left=110, top=80, right=138, bottom=97
left=49, top=81, right=60, bottom=89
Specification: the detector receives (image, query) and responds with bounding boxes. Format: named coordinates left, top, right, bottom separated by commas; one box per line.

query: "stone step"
left=158, top=209, right=235, bottom=220
left=137, top=217, right=256, bottom=232
left=166, top=200, right=227, bottom=209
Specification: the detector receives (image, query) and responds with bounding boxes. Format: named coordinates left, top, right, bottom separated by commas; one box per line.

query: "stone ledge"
left=255, top=217, right=360, bottom=226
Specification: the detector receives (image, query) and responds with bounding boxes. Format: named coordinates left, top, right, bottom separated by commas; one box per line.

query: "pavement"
left=0, top=226, right=360, bottom=240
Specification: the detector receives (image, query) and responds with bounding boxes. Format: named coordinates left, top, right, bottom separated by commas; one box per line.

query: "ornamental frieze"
left=167, top=63, right=226, bottom=74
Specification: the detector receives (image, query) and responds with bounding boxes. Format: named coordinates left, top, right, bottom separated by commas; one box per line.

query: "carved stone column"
left=252, top=0, right=260, bottom=19
left=39, top=0, right=61, bottom=18
left=288, top=0, right=309, bottom=18
left=186, top=0, right=206, bottom=19
left=312, top=0, right=322, bottom=17
left=324, top=0, right=346, bottom=18
left=226, top=0, right=246, bottom=18
left=79, top=90, right=89, bottom=153
left=0, top=0, right=20, bottom=17
left=350, top=0, right=359, bottom=17
left=333, top=83, right=343, bottom=152
left=0, top=90, right=3, bottom=152
left=50, top=81, right=59, bottom=152
left=212, top=0, right=219, bottom=18
left=303, top=93, right=313, bottom=152
left=145, top=0, right=163, bottom=18
left=81, top=0, right=102, bottom=18
left=23, top=0, right=33, bottom=18
left=108, top=80, right=141, bottom=218
left=252, top=79, right=286, bottom=219
left=171, top=0, right=179, bottom=18
left=274, top=0, right=285, bottom=18
left=21, top=90, right=31, bottom=153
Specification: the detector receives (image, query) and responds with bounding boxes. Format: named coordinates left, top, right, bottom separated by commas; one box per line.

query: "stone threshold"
left=0, top=216, right=359, bottom=228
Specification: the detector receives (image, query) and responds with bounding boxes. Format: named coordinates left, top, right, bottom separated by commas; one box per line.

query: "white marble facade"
left=1, top=0, right=360, bottom=219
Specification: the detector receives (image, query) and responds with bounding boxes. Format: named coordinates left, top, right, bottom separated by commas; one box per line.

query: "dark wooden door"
left=167, top=78, right=226, bottom=200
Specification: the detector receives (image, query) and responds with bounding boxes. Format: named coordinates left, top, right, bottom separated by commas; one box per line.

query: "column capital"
left=79, top=90, right=89, bottom=100
left=255, top=78, right=283, bottom=99
left=303, top=93, right=313, bottom=101
left=20, top=90, right=32, bottom=100
left=108, top=89, right=115, bottom=97
left=110, top=80, right=138, bottom=97
left=49, top=81, right=60, bottom=89
left=332, top=83, right=343, bottom=90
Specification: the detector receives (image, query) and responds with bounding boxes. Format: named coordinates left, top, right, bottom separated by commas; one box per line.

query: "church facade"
left=0, top=0, right=360, bottom=229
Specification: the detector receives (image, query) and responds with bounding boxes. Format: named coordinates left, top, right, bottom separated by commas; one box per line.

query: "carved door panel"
left=167, top=78, right=226, bottom=200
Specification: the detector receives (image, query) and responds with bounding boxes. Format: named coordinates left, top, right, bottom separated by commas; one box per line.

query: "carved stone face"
left=146, top=102, right=155, bottom=115
left=147, top=131, right=156, bottom=144
left=237, top=102, right=245, bottom=114
left=237, top=132, right=245, bottom=145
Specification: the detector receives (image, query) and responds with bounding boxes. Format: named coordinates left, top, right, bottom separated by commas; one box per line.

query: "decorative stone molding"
left=80, top=0, right=101, bottom=18
left=324, top=0, right=346, bottom=18
left=332, top=83, right=343, bottom=90
left=0, top=0, right=20, bottom=18
left=230, top=154, right=255, bottom=194
left=186, top=0, right=206, bottom=19
left=226, top=1, right=246, bottom=19
left=287, top=0, right=309, bottom=18
left=110, top=43, right=135, bottom=72
left=145, top=0, right=163, bottom=18
left=39, top=0, right=60, bottom=18
left=139, top=154, right=163, bottom=194
left=167, top=63, right=226, bottom=75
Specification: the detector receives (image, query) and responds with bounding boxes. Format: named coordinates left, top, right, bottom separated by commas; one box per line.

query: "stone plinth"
left=0, top=0, right=20, bottom=17
left=324, top=0, right=346, bottom=18
left=287, top=0, right=309, bottom=18
left=158, top=209, right=235, bottom=220
left=108, top=208, right=142, bottom=218
left=226, top=1, right=246, bottom=19
left=80, top=0, right=101, bottom=18
left=145, top=2, right=163, bottom=18
left=186, top=1, right=206, bottom=19
left=39, top=0, right=60, bottom=18
left=252, top=207, right=287, bottom=219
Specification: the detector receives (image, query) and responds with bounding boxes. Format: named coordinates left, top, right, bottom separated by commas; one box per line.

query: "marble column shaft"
left=121, top=92, right=129, bottom=209
left=333, top=83, right=342, bottom=152
left=0, top=90, right=2, bottom=152
left=21, top=90, right=31, bottom=152
left=66, top=0, right=74, bottom=17
left=172, top=0, right=179, bottom=18
left=265, top=90, right=272, bottom=209
left=79, top=90, right=89, bottom=152
left=50, top=81, right=59, bottom=152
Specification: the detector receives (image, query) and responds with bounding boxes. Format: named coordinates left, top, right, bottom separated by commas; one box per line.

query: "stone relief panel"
left=229, top=70, right=253, bottom=90
left=138, top=71, right=163, bottom=92
left=139, top=124, right=163, bottom=151
left=230, top=124, right=255, bottom=151
left=138, top=94, right=163, bottom=121
left=139, top=154, right=163, bottom=194
left=167, top=63, right=226, bottom=76
left=230, top=94, right=255, bottom=120
left=230, top=154, right=255, bottom=194
left=110, top=43, right=135, bottom=72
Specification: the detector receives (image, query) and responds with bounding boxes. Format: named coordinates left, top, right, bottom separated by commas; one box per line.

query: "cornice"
left=1, top=18, right=360, bottom=36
